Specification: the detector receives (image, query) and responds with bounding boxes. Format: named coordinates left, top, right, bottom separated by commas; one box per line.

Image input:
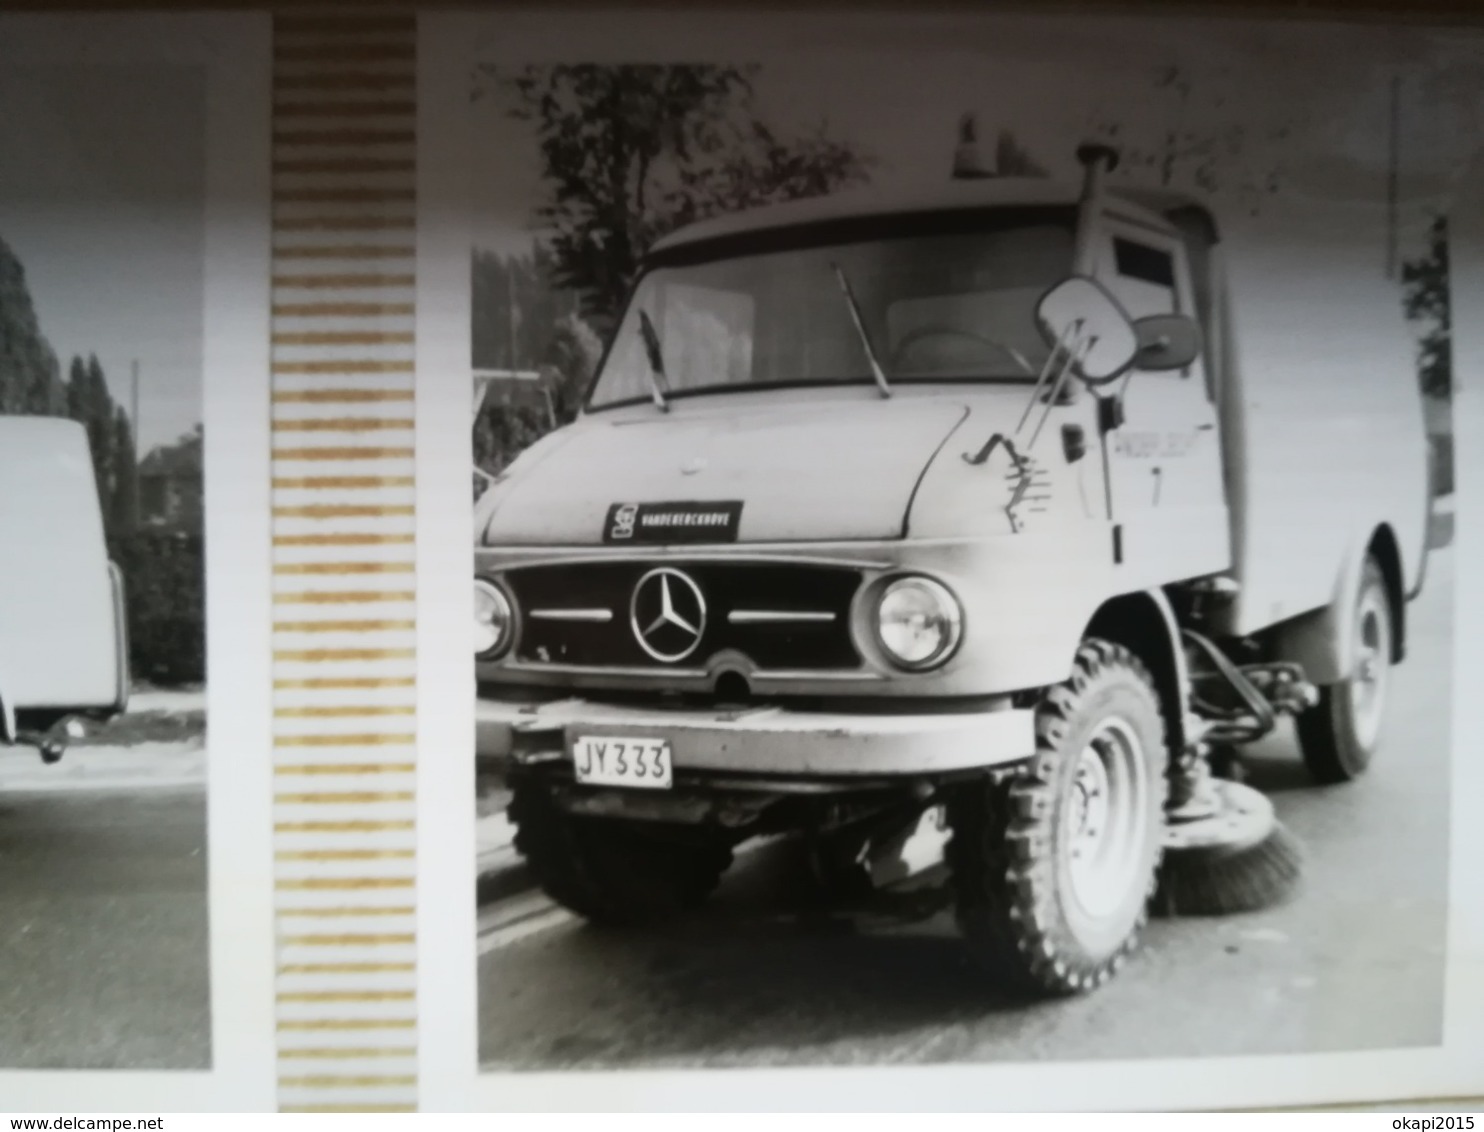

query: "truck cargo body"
left=1210, top=207, right=1430, bottom=643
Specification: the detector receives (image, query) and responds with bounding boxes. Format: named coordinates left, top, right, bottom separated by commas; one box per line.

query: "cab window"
left=1109, top=236, right=1178, bottom=320
left=1102, top=231, right=1203, bottom=385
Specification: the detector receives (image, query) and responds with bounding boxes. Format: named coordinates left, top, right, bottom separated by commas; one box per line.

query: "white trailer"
left=0, top=416, right=130, bottom=761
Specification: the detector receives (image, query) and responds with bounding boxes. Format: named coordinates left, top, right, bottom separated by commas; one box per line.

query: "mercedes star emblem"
left=630, top=567, right=707, bottom=663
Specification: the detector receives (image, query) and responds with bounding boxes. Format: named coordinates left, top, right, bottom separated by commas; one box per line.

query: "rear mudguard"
left=108, top=561, right=131, bottom=716
left=1265, top=534, right=1388, bottom=687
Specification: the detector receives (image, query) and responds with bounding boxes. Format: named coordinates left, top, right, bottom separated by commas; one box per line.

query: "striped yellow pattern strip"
left=273, top=247, right=416, bottom=261
left=273, top=677, right=416, bottom=690
left=272, top=476, right=415, bottom=489
left=272, top=9, right=417, bottom=1113
left=274, top=704, right=417, bottom=717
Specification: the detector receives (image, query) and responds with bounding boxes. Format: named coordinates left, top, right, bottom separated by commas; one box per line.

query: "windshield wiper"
left=831, top=263, right=891, bottom=399
left=636, top=309, right=671, bottom=412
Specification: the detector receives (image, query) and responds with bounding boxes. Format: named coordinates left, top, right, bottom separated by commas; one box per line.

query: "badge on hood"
left=604, top=501, right=744, bottom=545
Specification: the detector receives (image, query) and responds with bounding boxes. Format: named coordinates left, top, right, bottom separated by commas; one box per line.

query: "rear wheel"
left=945, top=640, right=1168, bottom=996
left=508, top=783, right=734, bottom=927
left=1297, top=557, right=1393, bottom=784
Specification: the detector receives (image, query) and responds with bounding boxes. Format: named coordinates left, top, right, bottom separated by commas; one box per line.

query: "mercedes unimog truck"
left=472, top=140, right=1431, bottom=996
left=1, top=416, right=130, bottom=765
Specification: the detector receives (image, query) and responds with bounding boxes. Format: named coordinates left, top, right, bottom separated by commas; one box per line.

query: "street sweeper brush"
left=1153, top=760, right=1306, bottom=917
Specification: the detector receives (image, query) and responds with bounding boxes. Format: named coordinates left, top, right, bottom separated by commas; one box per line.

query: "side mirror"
left=1133, top=314, right=1203, bottom=372
left=1036, top=277, right=1138, bottom=387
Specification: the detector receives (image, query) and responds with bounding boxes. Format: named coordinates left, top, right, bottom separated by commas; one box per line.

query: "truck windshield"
left=588, top=217, right=1076, bottom=410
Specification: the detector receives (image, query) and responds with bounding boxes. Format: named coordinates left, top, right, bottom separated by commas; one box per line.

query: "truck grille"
left=502, top=560, right=864, bottom=671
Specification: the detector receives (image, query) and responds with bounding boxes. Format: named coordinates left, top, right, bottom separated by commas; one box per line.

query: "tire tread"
left=509, top=784, right=734, bottom=927
left=1297, top=557, right=1390, bottom=785
left=945, top=640, right=1168, bottom=996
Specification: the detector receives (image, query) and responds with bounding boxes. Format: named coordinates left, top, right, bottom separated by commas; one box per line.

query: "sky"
left=0, top=65, right=204, bottom=455
left=469, top=13, right=1484, bottom=272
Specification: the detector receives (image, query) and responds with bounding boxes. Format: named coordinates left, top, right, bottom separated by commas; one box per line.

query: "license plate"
left=571, top=735, right=673, bottom=790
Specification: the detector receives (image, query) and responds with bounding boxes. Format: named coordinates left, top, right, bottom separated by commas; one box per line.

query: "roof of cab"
left=646, top=177, right=1212, bottom=259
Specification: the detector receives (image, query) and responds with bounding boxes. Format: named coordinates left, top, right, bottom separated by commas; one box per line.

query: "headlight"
left=874, top=576, right=963, bottom=670
left=475, top=579, right=514, bottom=658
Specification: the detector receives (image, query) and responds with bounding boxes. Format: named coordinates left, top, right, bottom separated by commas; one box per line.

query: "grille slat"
left=504, top=561, right=863, bottom=671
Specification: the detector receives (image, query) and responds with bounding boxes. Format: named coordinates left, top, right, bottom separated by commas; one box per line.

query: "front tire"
left=508, top=783, right=734, bottom=927
left=945, top=640, right=1168, bottom=996
left=1297, top=557, right=1393, bottom=784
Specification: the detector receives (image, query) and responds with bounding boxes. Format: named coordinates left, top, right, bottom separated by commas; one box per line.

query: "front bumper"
left=476, top=695, right=1036, bottom=778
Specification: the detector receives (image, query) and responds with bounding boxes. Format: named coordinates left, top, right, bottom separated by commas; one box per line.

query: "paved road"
left=477, top=548, right=1453, bottom=1071
left=0, top=749, right=209, bottom=1070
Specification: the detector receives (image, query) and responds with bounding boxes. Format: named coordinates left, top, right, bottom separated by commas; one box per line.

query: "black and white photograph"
left=462, top=14, right=1475, bottom=1074
left=0, top=59, right=211, bottom=1070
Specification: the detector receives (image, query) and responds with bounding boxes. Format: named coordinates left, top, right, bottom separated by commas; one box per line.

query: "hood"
left=478, top=393, right=972, bottom=546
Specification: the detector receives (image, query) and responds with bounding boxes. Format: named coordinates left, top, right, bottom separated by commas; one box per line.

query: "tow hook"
left=16, top=718, right=87, bottom=765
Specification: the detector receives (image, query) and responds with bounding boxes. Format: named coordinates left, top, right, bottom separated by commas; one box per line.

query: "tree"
left=1088, top=63, right=1295, bottom=217
left=0, top=234, right=67, bottom=414
left=1402, top=214, right=1452, bottom=401
left=497, top=63, right=874, bottom=330
left=111, top=406, right=139, bottom=535
left=65, top=354, right=87, bottom=416
left=60, top=351, right=141, bottom=540
left=543, top=311, right=603, bottom=424
left=470, top=245, right=595, bottom=478
left=471, top=243, right=579, bottom=373
left=85, top=355, right=113, bottom=491
left=471, top=311, right=603, bottom=482
left=67, top=353, right=115, bottom=520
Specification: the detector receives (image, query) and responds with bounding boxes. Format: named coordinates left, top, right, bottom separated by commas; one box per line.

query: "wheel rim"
left=1064, top=716, right=1152, bottom=922
left=1350, top=584, right=1391, bottom=750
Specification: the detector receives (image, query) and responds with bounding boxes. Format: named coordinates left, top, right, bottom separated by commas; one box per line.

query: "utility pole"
left=1386, top=73, right=1400, bottom=280
left=130, top=359, right=141, bottom=530
left=508, top=273, right=519, bottom=371
left=130, top=359, right=140, bottom=442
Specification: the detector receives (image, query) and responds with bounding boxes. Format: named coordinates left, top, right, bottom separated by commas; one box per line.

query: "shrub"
left=112, top=529, right=205, bottom=686
left=1429, top=432, right=1454, bottom=499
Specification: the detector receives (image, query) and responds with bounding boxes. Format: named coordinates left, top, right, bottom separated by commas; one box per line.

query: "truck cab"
left=1, top=415, right=131, bottom=764
left=473, top=143, right=1428, bottom=995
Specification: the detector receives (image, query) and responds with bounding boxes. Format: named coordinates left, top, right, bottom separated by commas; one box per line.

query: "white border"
left=0, top=13, right=276, bottom=1112
left=417, top=8, right=1484, bottom=1112
left=418, top=12, right=482, bottom=1114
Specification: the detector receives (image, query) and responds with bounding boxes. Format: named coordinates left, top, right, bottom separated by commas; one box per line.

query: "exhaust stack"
left=1075, top=141, right=1121, bottom=205
left=1072, top=141, right=1121, bottom=275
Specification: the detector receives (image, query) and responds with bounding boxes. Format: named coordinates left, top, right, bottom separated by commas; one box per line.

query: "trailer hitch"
left=15, top=718, right=87, bottom=765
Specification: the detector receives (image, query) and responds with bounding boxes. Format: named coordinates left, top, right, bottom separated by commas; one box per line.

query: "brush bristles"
left=1153, top=819, right=1307, bottom=918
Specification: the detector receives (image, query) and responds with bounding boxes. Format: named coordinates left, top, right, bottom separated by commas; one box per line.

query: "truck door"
left=1093, top=218, right=1230, bottom=587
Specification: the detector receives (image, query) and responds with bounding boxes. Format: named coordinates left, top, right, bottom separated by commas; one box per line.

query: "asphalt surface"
left=477, top=546, right=1454, bottom=1071
left=0, top=749, right=210, bottom=1070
